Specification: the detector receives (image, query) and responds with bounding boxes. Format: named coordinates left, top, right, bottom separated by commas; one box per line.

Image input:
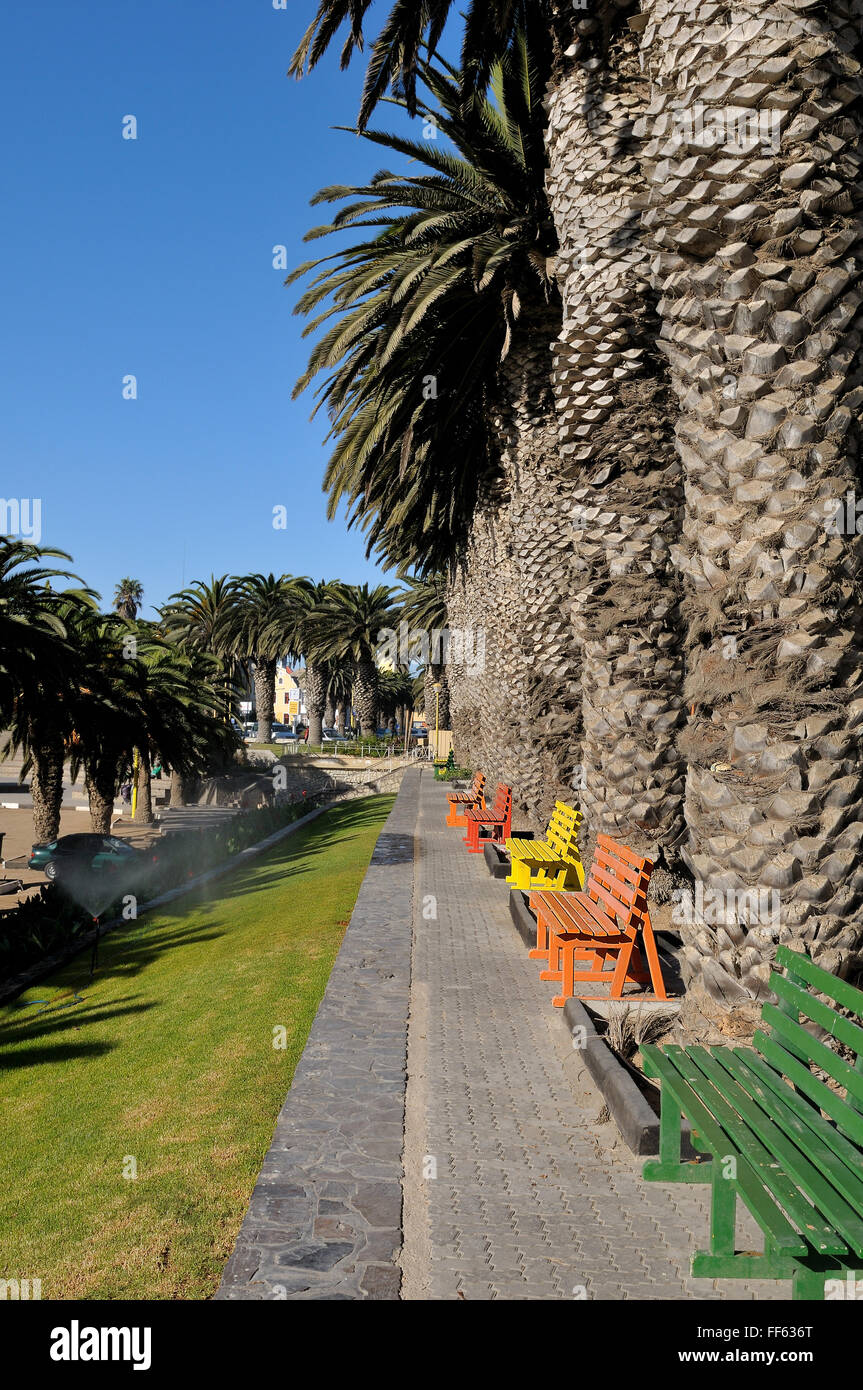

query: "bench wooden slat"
left=680, top=1046, right=858, bottom=1255
left=771, top=973, right=863, bottom=1062
left=592, top=845, right=643, bottom=889
left=596, top=834, right=645, bottom=870
left=754, top=1029, right=863, bottom=1148
left=548, top=895, right=621, bottom=941
left=642, top=1045, right=807, bottom=1255
left=776, top=944, right=863, bottom=1020
left=715, top=1049, right=863, bottom=1226
left=758, top=1004, right=863, bottom=1110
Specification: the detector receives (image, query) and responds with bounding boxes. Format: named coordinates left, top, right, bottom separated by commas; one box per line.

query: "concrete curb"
left=0, top=802, right=330, bottom=1006
left=507, top=888, right=695, bottom=1159
left=483, top=843, right=511, bottom=879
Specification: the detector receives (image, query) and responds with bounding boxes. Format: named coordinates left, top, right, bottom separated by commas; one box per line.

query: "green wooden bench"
left=643, top=944, right=863, bottom=1299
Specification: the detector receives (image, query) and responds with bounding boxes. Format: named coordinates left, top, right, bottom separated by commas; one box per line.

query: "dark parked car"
left=28, top=834, right=149, bottom=882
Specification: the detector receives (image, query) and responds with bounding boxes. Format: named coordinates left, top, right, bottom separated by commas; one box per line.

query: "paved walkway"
left=216, top=768, right=785, bottom=1300
left=401, top=771, right=784, bottom=1300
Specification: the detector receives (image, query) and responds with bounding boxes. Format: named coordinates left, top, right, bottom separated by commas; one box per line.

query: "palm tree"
left=161, top=575, right=237, bottom=658
left=291, top=1, right=687, bottom=846
left=398, top=574, right=450, bottom=730
left=283, top=579, right=334, bottom=746
left=125, top=627, right=237, bottom=823
left=291, top=39, right=581, bottom=818
left=113, top=578, right=144, bottom=620
left=1, top=541, right=96, bottom=842
left=627, top=1, right=863, bottom=1017
left=220, top=574, right=308, bottom=745
left=324, top=654, right=354, bottom=737
left=304, top=583, right=400, bottom=736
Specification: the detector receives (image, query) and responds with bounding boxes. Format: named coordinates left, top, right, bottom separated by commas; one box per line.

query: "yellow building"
left=274, top=666, right=305, bottom=725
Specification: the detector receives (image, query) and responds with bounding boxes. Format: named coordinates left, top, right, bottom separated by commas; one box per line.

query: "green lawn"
left=0, top=794, right=394, bottom=1300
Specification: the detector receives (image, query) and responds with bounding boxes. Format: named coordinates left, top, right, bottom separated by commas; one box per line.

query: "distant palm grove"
left=286, top=1, right=863, bottom=1024
left=0, top=541, right=433, bottom=842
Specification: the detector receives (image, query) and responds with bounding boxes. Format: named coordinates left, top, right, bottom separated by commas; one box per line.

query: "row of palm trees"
left=286, top=2, right=863, bottom=1015
left=1, top=541, right=235, bottom=842
left=162, top=573, right=429, bottom=742
left=0, top=539, right=448, bottom=841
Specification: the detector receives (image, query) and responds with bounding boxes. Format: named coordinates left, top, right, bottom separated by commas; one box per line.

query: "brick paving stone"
left=402, top=771, right=787, bottom=1302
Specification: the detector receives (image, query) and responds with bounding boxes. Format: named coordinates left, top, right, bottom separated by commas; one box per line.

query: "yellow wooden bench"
left=506, top=801, right=584, bottom=892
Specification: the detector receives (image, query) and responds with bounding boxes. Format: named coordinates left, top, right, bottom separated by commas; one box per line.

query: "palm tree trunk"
left=543, top=14, right=686, bottom=871
left=134, top=747, right=153, bottom=824
left=446, top=563, right=483, bottom=771
left=354, top=657, right=378, bottom=737
left=463, top=308, right=581, bottom=831
left=170, top=768, right=187, bottom=808
left=304, top=661, right=327, bottom=744
left=335, top=702, right=347, bottom=737
left=324, top=699, right=335, bottom=728
left=635, top=0, right=863, bottom=1017
left=86, top=760, right=117, bottom=834
left=30, top=731, right=65, bottom=843
left=253, top=658, right=277, bottom=744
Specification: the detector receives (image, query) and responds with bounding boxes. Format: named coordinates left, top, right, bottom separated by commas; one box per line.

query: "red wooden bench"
left=528, top=835, right=668, bottom=1004
left=445, top=771, right=486, bottom=828
left=463, top=783, right=513, bottom=854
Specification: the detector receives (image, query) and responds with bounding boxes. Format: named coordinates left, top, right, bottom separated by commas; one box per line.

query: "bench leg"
left=710, top=1165, right=736, bottom=1257
left=539, top=928, right=563, bottom=981
left=528, top=904, right=549, bottom=961
left=640, top=910, right=669, bottom=1000
left=643, top=1094, right=711, bottom=1185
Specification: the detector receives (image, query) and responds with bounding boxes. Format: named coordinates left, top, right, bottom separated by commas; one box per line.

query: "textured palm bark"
left=86, top=761, right=117, bottom=834
left=446, top=320, right=580, bottom=830
left=30, top=732, right=65, bottom=843
left=494, top=317, right=584, bottom=829
left=545, top=7, right=686, bottom=870
left=170, top=768, right=187, bottom=808
left=134, top=748, right=153, bottom=824
left=354, top=657, right=378, bottom=737
left=304, top=661, right=327, bottom=745
left=635, top=0, right=863, bottom=1011
left=252, top=659, right=277, bottom=745
left=445, top=564, right=482, bottom=769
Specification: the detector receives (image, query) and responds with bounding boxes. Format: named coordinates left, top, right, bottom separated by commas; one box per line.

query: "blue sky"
left=0, top=0, right=423, bottom=618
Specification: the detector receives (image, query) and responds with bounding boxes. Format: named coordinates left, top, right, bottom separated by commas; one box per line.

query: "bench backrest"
left=545, top=801, right=583, bottom=865
left=756, top=945, right=863, bottom=1148
left=585, top=835, right=653, bottom=932
left=489, top=783, right=512, bottom=818
left=471, top=771, right=486, bottom=797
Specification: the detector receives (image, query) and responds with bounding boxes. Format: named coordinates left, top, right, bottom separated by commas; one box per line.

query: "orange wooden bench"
left=445, top=771, right=486, bottom=828
left=464, top=783, right=513, bottom=854
left=528, top=835, right=667, bottom=1004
